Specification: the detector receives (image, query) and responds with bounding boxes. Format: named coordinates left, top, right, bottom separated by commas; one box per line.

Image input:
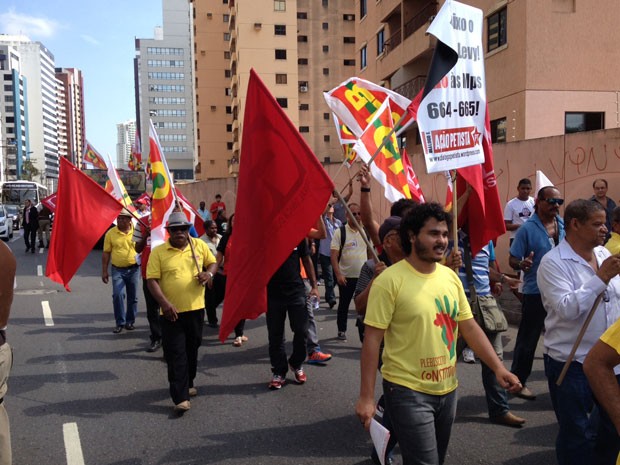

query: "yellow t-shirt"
left=330, top=224, right=367, bottom=278
left=103, top=226, right=136, bottom=267
left=606, top=232, right=620, bottom=256
left=365, top=259, right=473, bottom=396
left=600, top=317, right=620, bottom=356
left=146, top=238, right=216, bottom=312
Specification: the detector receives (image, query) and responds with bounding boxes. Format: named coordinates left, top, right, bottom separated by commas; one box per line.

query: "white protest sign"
left=417, top=0, right=486, bottom=173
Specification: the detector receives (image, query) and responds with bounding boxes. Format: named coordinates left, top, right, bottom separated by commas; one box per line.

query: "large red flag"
left=46, top=157, right=124, bottom=291
left=219, top=69, right=334, bottom=342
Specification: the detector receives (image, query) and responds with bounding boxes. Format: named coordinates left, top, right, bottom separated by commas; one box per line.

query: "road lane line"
left=63, top=422, right=86, bottom=465
left=37, top=265, right=43, bottom=276
left=41, top=301, right=54, bottom=326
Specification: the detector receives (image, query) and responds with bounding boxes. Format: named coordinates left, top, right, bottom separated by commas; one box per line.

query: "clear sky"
left=0, top=1, right=163, bottom=158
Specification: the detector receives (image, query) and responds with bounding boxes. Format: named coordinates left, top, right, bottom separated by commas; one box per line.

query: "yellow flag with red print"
left=149, top=120, right=176, bottom=249
left=353, top=98, right=412, bottom=203
left=332, top=113, right=357, bottom=167
left=82, top=140, right=107, bottom=170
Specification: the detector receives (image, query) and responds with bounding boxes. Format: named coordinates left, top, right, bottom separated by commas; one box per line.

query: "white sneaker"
left=463, top=348, right=476, bottom=364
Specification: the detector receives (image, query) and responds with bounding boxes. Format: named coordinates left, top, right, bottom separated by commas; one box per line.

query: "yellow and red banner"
left=149, top=120, right=176, bottom=249
left=332, top=114, right=357, bottom=167
left=128, top=131, right=142, bottom=171
left=353, top=98, right=412, bottom=203
left=82, top=140, right=107, bottom=170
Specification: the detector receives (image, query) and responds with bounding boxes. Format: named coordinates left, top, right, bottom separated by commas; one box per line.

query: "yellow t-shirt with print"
left=596, top=320, right=620, bottom=465
left=147, top=238, right=216, bottom=313
left=606, top=232, right=620, bottom=256
left=365, top=259, right=473, bottom=396
left=103, top=226, right=136, bottom=267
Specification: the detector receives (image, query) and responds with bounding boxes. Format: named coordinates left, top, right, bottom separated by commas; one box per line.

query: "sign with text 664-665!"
left=417, top=0, right=486, bottom=174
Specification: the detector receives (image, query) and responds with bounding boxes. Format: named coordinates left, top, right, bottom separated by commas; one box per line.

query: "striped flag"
left=101, top=151, right=135, bottom=210
left=149, top=120, right=176, bottom=249
left=128, top=131, right=142, bottom=171
left=82, top=140, right=107, bottom=170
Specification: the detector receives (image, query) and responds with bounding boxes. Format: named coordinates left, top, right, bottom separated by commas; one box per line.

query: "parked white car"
left=0, top=205, right=14, bottom=241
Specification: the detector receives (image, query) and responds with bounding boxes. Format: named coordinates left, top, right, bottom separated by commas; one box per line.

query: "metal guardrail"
left=404, top=1, right=437, bottom=39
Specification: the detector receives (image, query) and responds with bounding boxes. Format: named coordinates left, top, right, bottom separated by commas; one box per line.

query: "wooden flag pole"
left=452, top=170, right=458, bottom=247
left=556, top=292, right=605, bottom=386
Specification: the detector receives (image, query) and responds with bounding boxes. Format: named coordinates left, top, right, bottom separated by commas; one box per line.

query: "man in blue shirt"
left=509, top=186, right=565, bottom=400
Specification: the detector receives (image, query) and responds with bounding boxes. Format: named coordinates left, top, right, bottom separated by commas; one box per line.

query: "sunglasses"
left=168, top=226, right=189, bottom=233
left=544, top=198, right=564, bottom=206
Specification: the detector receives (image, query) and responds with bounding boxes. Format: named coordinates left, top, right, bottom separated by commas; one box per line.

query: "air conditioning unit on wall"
left=300, top=85, right=308, bottom=92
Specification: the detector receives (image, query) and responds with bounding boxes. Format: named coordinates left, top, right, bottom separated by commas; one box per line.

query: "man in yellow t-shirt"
left=605, top=207, right=620, bottom=255
left=102, top=209, right=139, bottom=334
left=147, top=212, right=217, bottom=413
left=584, top=318, right=620, bottom=465
left=356, top=203, right=522, bottom=465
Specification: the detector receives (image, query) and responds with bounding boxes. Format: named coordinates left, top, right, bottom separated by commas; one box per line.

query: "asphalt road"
left=3, top=231, right=558, bottom=465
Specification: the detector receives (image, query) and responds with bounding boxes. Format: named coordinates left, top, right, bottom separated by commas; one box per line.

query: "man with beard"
left=509, top=186, right=565, bottom=400
left=356, top=203, right=522, bottom=465
left=538, top=200, right=620, bottom=465
left=147, top=212, right=217, bottom=412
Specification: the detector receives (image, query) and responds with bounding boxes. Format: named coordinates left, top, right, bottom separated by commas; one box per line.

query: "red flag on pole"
left=401, top=148, right=425, bottom=203
left=219, top=69, right=334, bottom=342
left=46, top=157, right=124, bottom=291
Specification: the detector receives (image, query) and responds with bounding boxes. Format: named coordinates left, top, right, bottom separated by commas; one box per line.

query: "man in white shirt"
left=538, top=199, right=620, bottom=465
left=504, top=178, right=535, bottom=244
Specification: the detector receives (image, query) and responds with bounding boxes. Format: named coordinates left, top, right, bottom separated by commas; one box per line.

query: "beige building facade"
left=356, top=0, right=620, bottom=151
left=192, top=0, right=356, bottom=180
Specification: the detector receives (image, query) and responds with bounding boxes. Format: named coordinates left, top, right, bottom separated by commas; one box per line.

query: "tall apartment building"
left=116, top=120, right=136, bottom=169
left=192, top=0, right=356, bottom=180
left=0, top=35, right=58, bottom=191
left=55, top=77, right=68, bottom=164
left=134, top=0, right=196, bottom=180
left=55, top=67, right=85, bottom=167
left=356, top=0, right=620, bottom=149
left=0, top=44, right=29, bottom=182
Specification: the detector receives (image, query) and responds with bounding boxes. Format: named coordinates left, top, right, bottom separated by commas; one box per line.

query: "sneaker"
left=337, top=332, right=347, bottom=341
left=125, top=323, right=135, bottom=331
left=188, top=387, right=198, bottom=397
left=174, top=400, right=190, bottom=412
left=268, top=374, right=286, bottom=390
left=462, top=347, right=476, bottom=364
left=290, top=366, right=307, bottom=384
left=112, top=326, right=123, bottom=334
left=329, top=301, right=337, bottom=309
left=307, top=350, right=332, bottom=364
left=146, top=340, right=162, bottom=352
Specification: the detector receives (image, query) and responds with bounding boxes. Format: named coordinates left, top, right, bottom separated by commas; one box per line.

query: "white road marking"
left=41, top=301, right=54, bottom=326
left=37, top=265, right=43, bottom=276
left=39, top=247, right=44, bottom=254
left=63, top=422, right=86, bottom=465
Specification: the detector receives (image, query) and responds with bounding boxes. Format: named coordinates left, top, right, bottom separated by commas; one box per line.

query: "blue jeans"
left=544, top=354, right=620, bottom=465
left=319, top=254, right=336, bottom=304
left=482, top=331, right=509, bottom=418
left=511, top=293, right=546, bottom=385
left=111, top=265, right=139, bottom=327
left=383, top=380, right=457, bottom=465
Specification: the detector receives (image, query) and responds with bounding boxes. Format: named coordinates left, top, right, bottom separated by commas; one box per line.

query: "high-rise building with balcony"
left=191, top=0, right=356, bottom=180
left=0, top=43, right=29, bottom=182
left=55, top=67, right=85, bottom=167
left=116, top=120, right=136, bottom=169
left=55, top=77, right=68, bottom=164
left=134, top=0, right=196, bottom=180
left=356, top=0, right=620, bottom=149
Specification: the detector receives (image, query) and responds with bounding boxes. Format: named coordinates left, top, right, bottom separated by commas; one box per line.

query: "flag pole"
left=332, top=189, right=380, bottom=263
left=556, top=292, right=605, bottom=386
left=452, top=170, right=458, bottom=246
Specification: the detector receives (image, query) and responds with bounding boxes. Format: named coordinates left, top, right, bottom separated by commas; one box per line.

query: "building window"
left=274, top=0, right=286, bottom=11
left=323, top=68, right=329, bottom=75
left=224, top=32, right=231, bottom=41
left=323, top=45, right=329, bottom=52
left=275, top=24, right=286, bottom=35
left=276, top=98, right=288, bottom=108
left=297, top=12, right=307, bottom=19
left=300, top=104, right=309, bottom=110
left=275, top=49, right=287, bottom=59
left=343, top=59, right=355, bottom=66
left=275, top=74, right=287, bottom=84
left=298, top=35, right=308, bottom=43
left=377, top=29, right=385, bottom=54
left=322, top=0, right=328, bottom=6
left=360, top=45, right=367, bottom=69
left=224, top=51, right=231, bottom=59
left=226, top=124, right=232, bottom=132
left=565, top=112, right=605, bottom=134
left=322, top=23, right=328, bottom=30
left=298, top=58, right=308, bottom=65
left=223, top=14, right=229, bottom=22
left=343, top=37, right=355, bottom=44
left=226, top=106, right=232, bottom=114
left=224, top=69, right=231, bottom=78
left=227, top=142, right=233, bottom=150
left=343, top=14, right=355, bottom=21
left=225, top=88, right=231, bottom=96
left=490, top=118, right=506, bottom=143
left=323, top=113, right=330, bottom=120
left=299, top=126, right=310, bottom=133
left=360, top=0, right=367, bottom=18
left=324, top=135, right=330, bottom=142
left=487, top=7, right=507, bottom=52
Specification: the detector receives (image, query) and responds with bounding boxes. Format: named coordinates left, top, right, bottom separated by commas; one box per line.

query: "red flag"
left=46, top=157, right=124, bottom=291
left=175, top=189, right=205, bottom=237
left=41, top=193, right=57, bottom=212
left=444, top=171, right=454, bottom=211
left=401, top=149, right=425, bottom=203
left=455, top=108, right=505, bottom=255
left=219, top=69, right=334, bottom=342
